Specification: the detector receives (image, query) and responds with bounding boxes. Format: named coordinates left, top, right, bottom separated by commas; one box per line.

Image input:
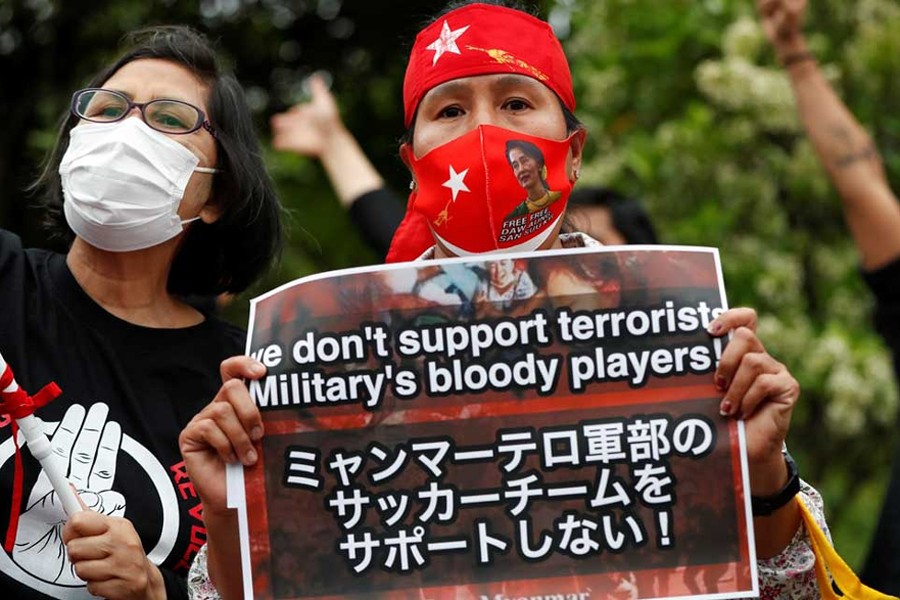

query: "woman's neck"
left=66, top=237, right=203, bottom=328
left=526, top=186, right=548, bottom=202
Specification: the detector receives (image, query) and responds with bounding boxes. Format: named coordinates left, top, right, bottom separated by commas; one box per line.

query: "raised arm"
left=270, top=74, right=384, bottom=208
left=758, top=0, right=900, bottom=271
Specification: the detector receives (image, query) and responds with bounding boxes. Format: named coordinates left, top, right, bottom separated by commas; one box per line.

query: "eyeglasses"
left=71, top=88, right=218, bottom=138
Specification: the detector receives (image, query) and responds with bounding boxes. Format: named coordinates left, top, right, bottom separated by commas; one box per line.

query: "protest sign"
left=228, top=246, right=756, bottom=599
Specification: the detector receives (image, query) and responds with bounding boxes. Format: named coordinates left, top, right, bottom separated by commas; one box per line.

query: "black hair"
left=567, top=186, right=659, bottom=245
left=33, top=26, right=283, bottom=296
left=504, top=139, right=544, bottom=166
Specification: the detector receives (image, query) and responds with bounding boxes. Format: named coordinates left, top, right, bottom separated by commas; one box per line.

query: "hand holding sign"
left=179, top=355, right=267, bottom=516
left=707, top=307, right=801, bottom=560
left=708, top=308, right=799, bottom=467
left=179, top=355, right=267, bottom=600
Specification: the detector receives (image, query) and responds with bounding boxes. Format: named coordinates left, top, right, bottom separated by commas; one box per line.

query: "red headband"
left=402, top=3, right=575, bottom=127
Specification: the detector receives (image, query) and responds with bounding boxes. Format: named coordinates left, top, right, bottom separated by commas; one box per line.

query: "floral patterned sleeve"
left=187, top=480, right=826, bottom=600
left=744, top=480, right=827, bottom=600
left=188, top=542, right=222, bottom=600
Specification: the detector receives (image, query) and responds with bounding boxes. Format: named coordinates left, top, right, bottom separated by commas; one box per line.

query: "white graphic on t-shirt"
left=0, top=402, right=179, bottom=599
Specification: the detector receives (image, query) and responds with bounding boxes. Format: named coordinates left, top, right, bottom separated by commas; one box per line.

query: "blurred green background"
left=1, top=0, right=897, bottom=571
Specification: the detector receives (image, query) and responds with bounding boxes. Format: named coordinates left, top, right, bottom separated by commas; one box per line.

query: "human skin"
left=65, top=58, right=222, bottom=330
left=489, top=259, right=516, bottom=289
left=507, top=147, right=545, bottom=200
left=401, top=73, right=585, bottom=260
left=61, top=57, right=224, bottom=600
left=182, top=66, right=806, bottom=598
left=757, top=0, right=900, bottom=271
left=270, top=74, right=385, bottom=208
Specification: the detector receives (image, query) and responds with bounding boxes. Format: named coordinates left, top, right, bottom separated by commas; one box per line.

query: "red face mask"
left=404, top=124, right=576, bottom=256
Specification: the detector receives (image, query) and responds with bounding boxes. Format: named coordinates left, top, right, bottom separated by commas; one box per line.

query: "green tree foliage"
left=563, top=0, right=899, bottom=567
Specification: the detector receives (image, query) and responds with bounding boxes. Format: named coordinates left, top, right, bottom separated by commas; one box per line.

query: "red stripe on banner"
left=262, top=383, right=720, bottom=434
left=4, top=422, right=23, bottom=553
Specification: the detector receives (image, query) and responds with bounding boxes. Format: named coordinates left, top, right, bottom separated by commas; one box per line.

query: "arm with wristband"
left=758, top=1, right=900, bottom=597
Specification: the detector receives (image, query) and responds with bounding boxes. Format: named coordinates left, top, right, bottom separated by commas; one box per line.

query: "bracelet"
left=751, top=451, right=800, bottom=517
left=782, top=51, right=815, bottom=68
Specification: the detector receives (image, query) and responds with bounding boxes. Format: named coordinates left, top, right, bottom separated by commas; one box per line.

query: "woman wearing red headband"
left=181, top=3, right=825, bottom=599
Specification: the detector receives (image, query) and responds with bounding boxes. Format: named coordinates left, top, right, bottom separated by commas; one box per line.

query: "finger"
left=757, top=0, right=777, bottom=15
left=216, top=378, right=264, bottom=442
left=88, top=420, right=121, bottom=491
left=75, top=559, right=118, bottom=583
left=270, top=110, right=299, bottom=131
left=714, top=327, right=765, bottom=412
left=309, top=73, right=331, bottom=101
left=735, top=369, right=798, bottom=420
left=270, top=113, right=286, bottom=133
left=63, top=510, right=109, bottom=544
left=720, top=350, right=773, bottom=417
left=787, top=0, right=805, bottom=14
left=185, top=414, right=245, bottom=465
left=774, top=11, right=792, bottom=39
left=74, top=485, right=89, bottom=510
left=206, top=397, right=259, bottom=465
left=707, top=307, right=757, bottom=336
left=69, top=403, right=109, bottom=488
left=220, top=355, right=266, bottom=383
left=66, top=535, right=110, bottom=562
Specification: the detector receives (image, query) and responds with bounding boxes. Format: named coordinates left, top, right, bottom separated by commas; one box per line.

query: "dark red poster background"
left=239, top=248, right=755, bottom=599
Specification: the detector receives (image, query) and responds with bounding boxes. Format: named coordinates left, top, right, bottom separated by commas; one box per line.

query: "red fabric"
left=0, top=363, right=14, bottom=391
left=0, top=363, right=63, bottom=552
left=385, top=199, right=433, bottom=263
left=390, top=125, right=575, bottom=259
left=402, top=3, right=574, bottom=127
left=4, top=422, right=22, bottom=553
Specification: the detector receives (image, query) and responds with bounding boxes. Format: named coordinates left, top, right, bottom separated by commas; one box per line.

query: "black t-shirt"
left=863, top=257, right=900, bottom=388
left=861, top=256, right=900, bottom=593
left=348, top=187, right=405, bottom=259
left=0, top=229, right=244, bottom=599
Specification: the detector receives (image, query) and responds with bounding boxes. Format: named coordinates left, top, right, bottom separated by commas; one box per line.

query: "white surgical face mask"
left=59, top=118, right=218, bottom=252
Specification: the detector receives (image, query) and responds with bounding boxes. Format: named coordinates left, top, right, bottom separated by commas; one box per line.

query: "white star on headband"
left=426, top=20, right=470, bottom=66
left=442, top=165, right=470, bottom=201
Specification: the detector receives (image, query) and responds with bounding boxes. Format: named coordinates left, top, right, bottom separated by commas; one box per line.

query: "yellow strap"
left=797, top=498, right=899, bottom=600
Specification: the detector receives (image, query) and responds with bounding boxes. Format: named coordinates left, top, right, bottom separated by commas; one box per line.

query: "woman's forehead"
left=420, top=73, right=554, bottom=103
left=103, top=58, right=210, bottom=108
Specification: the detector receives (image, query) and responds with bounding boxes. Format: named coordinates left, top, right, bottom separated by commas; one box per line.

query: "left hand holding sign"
left=179, top=355, right=266, bottom=516
left=178, top=355, right=267, bottom=600
left=708, top=307, right=800, bottom=468
left=707, top=307, right=802, bottom=559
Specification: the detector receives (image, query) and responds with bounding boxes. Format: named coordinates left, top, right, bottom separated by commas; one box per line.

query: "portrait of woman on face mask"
left=0, top=26, right=281, bottom=600
left=503, top=139, right=562, bottom=220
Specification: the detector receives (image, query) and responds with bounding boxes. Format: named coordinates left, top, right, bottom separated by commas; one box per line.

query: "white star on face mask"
left=442, top=165, right=470, bottom=202
left=426, top=20, right=470, bottom=66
